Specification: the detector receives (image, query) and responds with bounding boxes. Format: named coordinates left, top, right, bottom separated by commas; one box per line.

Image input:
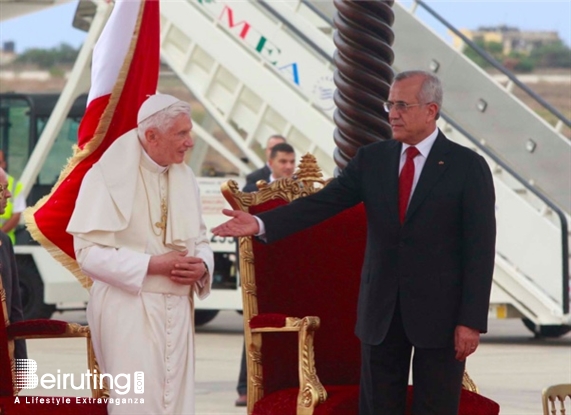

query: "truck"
left=0, top=92, right=243, bottom=325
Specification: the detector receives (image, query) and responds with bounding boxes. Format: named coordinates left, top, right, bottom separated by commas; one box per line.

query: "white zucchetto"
left=137, top=94, right=182, bottom=124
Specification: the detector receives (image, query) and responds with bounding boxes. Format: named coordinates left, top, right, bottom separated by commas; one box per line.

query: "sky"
left=0, top=0, right=569, bottom=53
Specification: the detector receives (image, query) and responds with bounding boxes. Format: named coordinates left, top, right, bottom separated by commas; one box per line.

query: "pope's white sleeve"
left=75, top=240, right=150, bottom=295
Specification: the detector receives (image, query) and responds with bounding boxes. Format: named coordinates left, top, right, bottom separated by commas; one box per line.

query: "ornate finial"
left=222, top=153, right=327, bottom=211
left=295, top=154, right=324, bottom=183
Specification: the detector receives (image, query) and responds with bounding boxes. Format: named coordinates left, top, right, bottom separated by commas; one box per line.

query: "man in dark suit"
left=0, top=167, right=27, bottom=361
left=213, top=70, right=496, bottom=415
left=243, top=143, right=296, bottom=193
left=244, top=135, right=286, bottom=187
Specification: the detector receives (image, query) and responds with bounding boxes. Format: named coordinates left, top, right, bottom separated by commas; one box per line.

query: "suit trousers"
left=237, top=342, right=247, bottom=395
left=359, top=303, right=465, bottom=415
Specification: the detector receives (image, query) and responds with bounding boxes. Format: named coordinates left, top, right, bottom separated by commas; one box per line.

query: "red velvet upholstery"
left=250, top=314, right=288, bottom=329
left=0, top=284, right=107, bottom=413
left=406, top=387, right=500, bottom=415
left=253, top=386, right=500, bottom=415
left=253, top=386, right=360, bottom=415
left=241, top=191, right=500, bottom=414
left=249, top=202, right=365, bottom=396
left=7, top=319, right=68, bottom=337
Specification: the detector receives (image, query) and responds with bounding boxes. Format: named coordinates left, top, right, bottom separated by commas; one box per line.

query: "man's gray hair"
left=394, top=70, right=443, bottom=116
left=137, top=101, right=191, bottom=139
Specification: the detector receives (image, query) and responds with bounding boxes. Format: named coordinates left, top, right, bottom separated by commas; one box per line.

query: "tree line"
left=10, top=40, right=571, bottom=74
left=13, top=43, right=79, bottom=70
left=464, top=39, right=571, bottom=72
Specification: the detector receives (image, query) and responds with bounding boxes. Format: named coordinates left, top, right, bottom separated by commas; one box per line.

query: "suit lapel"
left=405, top=133, right=451, bottom=223
left=378, top=140, right=402, bottom=224
left=263, top=165, right=271, bottom=181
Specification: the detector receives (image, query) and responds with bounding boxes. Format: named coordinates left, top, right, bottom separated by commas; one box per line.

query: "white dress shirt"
left=398, top=127, right=439, bottom=199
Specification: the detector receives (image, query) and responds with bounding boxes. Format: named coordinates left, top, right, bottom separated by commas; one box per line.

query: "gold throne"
left=221, top=154, right=499, bottom=415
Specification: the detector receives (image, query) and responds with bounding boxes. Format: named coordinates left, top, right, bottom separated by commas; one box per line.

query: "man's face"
left=0, top=172, right=11, bottom=215
left=264, top=137, right=286, bottom=162
left=269, top=151, right=295, bottom=179
left=387, top=76, right=437, bottom=145
left=146, top=114, right=194, bottom=166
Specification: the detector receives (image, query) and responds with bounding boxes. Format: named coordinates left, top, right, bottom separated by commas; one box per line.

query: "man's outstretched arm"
left=212, top=209, right=260, bottom=237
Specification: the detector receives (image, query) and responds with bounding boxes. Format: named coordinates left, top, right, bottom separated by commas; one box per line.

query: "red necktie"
left=399, top=146, right=420, bottom=224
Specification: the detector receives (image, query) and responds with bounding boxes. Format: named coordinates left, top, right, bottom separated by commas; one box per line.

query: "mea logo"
left=16, top=359, right=38, bottom=389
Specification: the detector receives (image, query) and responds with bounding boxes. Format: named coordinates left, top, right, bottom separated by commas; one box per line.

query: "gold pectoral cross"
left=155, top=197, right=168, bottom=237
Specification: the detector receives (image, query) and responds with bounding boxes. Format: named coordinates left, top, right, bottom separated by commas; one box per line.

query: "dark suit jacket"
left=0, top=231, right=27, bottom=359
left=242, top=181, right=261, bottom=193
left=245, top=165, right=271, bottom=186
left=258, top=132, right=496, bottom=348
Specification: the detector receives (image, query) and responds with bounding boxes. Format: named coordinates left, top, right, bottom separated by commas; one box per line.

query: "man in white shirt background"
left=244, top=135, right=287, bottom=188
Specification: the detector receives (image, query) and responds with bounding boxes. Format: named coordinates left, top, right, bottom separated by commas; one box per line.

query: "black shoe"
left=235, top=394, right=247, bottom=407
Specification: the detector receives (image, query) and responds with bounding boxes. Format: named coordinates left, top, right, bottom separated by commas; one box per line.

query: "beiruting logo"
left=14, top=359, right=145, bottom=406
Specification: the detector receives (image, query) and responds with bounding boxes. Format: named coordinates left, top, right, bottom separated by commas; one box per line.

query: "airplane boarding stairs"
left=158, top=0, right=570, bottom=334
left=18, top=0, right=568, bottom=333
left=389, top=1, right=571, bottom=334
left=159, top=0, right=338, bottom=177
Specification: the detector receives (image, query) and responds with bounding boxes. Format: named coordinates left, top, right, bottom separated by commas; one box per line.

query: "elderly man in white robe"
left=67, top=94, right=213, bottom=414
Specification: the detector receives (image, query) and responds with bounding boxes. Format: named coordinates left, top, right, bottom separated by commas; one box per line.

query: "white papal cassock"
left=67, top=130, right=213, bottom=415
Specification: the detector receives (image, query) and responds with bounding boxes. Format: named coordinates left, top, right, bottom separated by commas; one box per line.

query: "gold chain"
left=139, top=166, right=168, bottom=240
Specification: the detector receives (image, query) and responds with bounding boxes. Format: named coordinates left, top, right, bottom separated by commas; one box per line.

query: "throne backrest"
left=223, top=154, right=366, bottom=395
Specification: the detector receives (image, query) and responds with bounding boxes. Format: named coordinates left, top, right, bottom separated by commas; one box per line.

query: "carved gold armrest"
left=462, top=371, right=478, bottom=393
left=10, top=322, right=90, bottom=340
left=9, top=322, right=107, bottom=399
left=251, top=316, right=327, bottom=415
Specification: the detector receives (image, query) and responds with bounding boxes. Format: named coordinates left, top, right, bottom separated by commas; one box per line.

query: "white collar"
left=400, top=127, right=439, bottom=158
left=140, top=142, right=169, bottom=174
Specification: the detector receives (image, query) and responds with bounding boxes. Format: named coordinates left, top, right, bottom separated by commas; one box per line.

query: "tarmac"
left=17, top=310, right=571, bottom=415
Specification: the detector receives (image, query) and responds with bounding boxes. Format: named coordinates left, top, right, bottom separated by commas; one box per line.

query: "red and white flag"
left=25, top=0, right=160, bottom=288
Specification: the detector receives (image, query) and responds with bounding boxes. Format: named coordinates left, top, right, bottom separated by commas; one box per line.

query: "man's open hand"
left=211, top=209, right=259, bottom=237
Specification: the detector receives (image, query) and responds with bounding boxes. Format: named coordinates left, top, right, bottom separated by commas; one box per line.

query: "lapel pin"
left=438, top=161, right=444, bottom=165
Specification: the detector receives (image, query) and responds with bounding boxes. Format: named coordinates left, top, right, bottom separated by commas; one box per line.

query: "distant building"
left=452, top=25, right=561, bottom=55
left=0, top=42, right=17, bottom=66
